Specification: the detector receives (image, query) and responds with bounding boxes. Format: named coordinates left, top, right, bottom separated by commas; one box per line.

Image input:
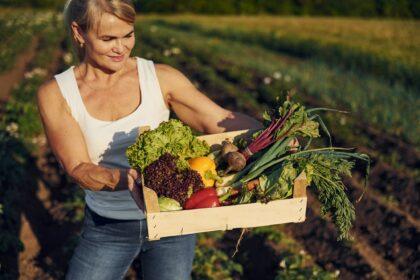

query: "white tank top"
left=54, top=57, right=170, bottom=220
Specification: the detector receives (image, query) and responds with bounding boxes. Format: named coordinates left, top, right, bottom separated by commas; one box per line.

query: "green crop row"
left=0, top=14, right=63, bottom=279
left=136, top=20, right=419, bottom=146
left=250, top=227, right=338, bottom=279
left=192, top=227, right=338, bottom=280
left=193, top=232, right=243, bottom=280
left=145, top=16, right=420, bottom=91
left=142, top=21, right=420, bottom=175
left=0, top=11, right=56, bottom=73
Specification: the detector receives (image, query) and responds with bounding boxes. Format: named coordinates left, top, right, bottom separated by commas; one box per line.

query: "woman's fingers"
left=127, top=168, right=140, bottom=180
left=127, top=168, right=142, bottom=189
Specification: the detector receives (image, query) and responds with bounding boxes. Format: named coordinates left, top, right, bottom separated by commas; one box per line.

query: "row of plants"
left=251, top=226, right=339, bottom=279
left=0, top=10, right=55, bottom=73
left=134, top=0, right=420, bottom=18
left=0, top=14, right=63, bottom=279
left=147, top=16, right=420, bottom=91
left=191, top=227, right=339, bottom=279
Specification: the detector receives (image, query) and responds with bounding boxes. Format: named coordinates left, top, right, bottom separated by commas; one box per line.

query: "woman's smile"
left=109, top=54, right=125, bottom=62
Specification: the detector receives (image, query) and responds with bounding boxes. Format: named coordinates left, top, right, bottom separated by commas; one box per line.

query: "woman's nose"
left=112, top=39, right=124, bottom=53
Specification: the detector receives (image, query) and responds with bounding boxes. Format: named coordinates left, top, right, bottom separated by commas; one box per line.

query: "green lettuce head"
left=126, top=119, right=210, bottom=171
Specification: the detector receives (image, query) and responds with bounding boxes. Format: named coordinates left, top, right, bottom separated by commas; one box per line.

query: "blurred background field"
left=0, top=1, right=419, bottom=279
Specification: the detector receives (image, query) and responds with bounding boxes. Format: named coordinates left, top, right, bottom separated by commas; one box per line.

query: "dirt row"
left=0, top=37, right=38, bottom=106
left=7, top=37, right=75, bottom=279
left=348, top=183, right=419, bottom=278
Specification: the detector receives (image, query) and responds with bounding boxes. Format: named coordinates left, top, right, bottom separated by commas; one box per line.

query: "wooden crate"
left=142, top=129, right=308, bottom=240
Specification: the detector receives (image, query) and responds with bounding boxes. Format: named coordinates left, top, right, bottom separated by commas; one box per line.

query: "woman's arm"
left=36, top=80, right=139, bottom=192
left=155, top=64, right=263, bottom=134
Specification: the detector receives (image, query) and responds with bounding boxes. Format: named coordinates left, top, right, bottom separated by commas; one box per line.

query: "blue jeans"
left=66, top=206, right=196, bottom=280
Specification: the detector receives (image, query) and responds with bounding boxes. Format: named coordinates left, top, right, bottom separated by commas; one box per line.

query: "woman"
left=37, top=0, right=263, bottom=279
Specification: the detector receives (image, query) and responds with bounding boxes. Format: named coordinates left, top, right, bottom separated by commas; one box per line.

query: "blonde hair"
left=63, top=0, right=136, bottom=62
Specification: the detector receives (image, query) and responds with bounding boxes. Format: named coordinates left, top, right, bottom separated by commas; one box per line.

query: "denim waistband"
left=83, top=205, right=147, bottom=244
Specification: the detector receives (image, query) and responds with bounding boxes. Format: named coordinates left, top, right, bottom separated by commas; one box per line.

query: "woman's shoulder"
left=37, top=77, right=73, bottom=119
left=38, top=65, right=75, bottom=95
left=36, top=76, right=66, bottom=109
left=135, top=56, right=171, bottom=73
left=38, top=78, right=59, bottom=97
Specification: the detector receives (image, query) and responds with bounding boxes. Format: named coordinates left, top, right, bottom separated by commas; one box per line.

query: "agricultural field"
left=0, top=10, right=418, bottom=280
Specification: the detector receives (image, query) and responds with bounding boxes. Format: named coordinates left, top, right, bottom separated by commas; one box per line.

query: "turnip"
left=218, top=141, right=247, bottom=175
left=220, top=140, right=238, bottom=157
left=225, top=151, right=246, bottom=172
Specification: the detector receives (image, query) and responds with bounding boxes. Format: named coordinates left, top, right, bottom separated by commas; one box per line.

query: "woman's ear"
left=71, top=21, right=85, bottom=45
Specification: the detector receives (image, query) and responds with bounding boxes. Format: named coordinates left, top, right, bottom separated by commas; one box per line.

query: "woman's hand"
left=127, top=168, right=140, bottom=191
left=127, top=168, right=145, bottom=211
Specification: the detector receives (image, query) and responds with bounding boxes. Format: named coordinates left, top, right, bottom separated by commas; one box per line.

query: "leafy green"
left=264, top=99, right=320, bottom=139
left=126, top=119, right=210, bottom=171
left=257, top=163, right=296, bottom=202
left=233, top=186, right=255, bottom=205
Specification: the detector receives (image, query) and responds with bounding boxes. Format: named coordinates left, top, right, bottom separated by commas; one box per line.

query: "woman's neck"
left=77, top=56, right=130, bottom=85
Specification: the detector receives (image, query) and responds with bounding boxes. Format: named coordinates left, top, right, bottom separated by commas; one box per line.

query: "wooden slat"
left=146, top=197, right=307, bottom=240
left=142, top=174, right=160, bottom=214
left=197, top=129, right=256, bottom=147
left=293, top=172, right=308, bottom=198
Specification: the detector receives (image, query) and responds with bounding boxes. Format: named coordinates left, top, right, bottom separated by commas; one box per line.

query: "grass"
left=140, top=15, right=420, bottom=90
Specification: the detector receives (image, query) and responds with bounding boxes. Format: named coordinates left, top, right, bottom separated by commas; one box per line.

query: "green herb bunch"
left=301, top=154, right=356, bottom=240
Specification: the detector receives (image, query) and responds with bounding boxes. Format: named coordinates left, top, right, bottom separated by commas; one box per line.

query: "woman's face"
left=75, top=13, right=135, bottom=72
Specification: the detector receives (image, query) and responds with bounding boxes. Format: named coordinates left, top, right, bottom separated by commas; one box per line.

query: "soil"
left=284, top=196, right=377, bottom=280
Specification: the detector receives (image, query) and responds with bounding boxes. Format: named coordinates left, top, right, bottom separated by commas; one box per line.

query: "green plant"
left=192, top=233, right=243, bottom=279
left=275, top=254, right=338, bottom=280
